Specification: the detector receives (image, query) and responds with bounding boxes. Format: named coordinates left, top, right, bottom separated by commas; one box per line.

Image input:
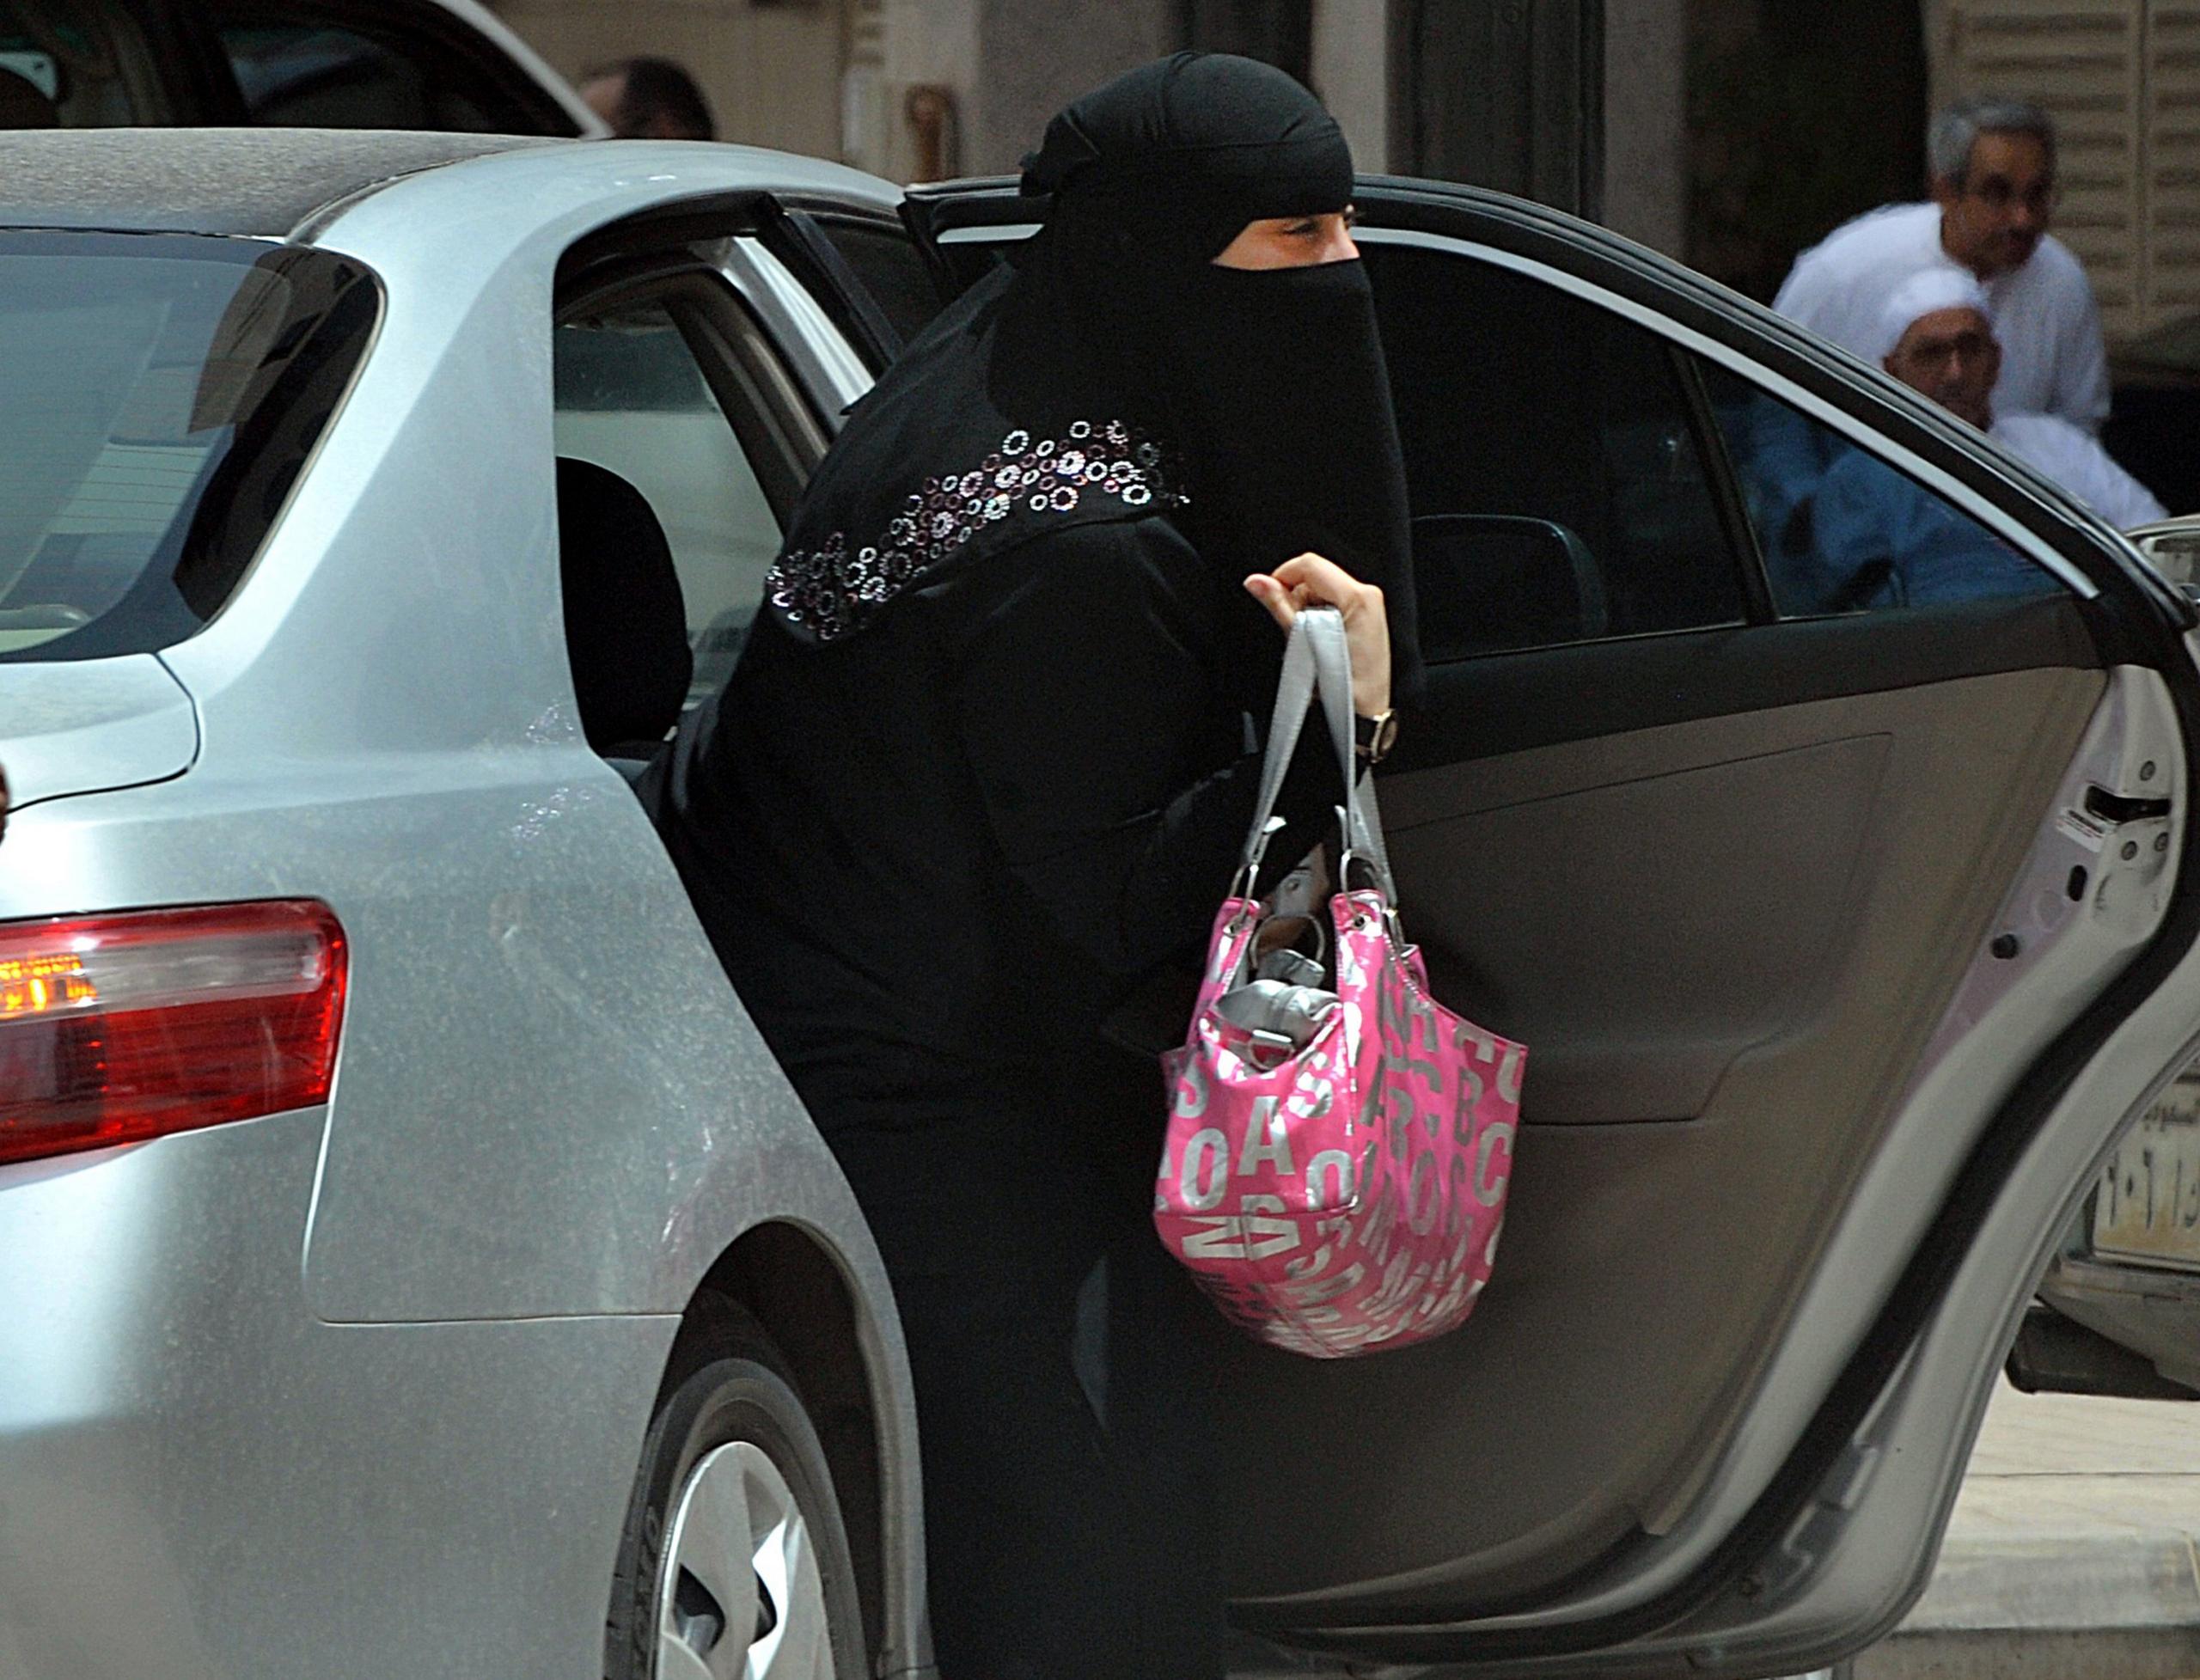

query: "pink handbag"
left=1154, top=608, right=1525, bottom=1358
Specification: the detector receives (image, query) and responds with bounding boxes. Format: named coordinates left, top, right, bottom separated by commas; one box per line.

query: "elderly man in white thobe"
left=1775, top=95, right=2110, bottom=433
left=1776, top=265, right=2162, bottom=614
left=1871, top=265, right=2163, bottom=528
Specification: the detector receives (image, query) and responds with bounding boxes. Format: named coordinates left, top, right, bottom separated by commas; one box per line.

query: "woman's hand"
left=1244, top=553, right=1392, bottom=718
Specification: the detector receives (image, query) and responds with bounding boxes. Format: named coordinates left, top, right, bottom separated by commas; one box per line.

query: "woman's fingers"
left=1268, top=553, right=1383, bottom=620
left=1243, top=572, right=1298, bottom=629
left=1254, top=553, right=1393, bottom=718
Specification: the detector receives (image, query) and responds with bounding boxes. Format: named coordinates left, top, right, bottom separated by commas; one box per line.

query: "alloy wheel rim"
left=657, top=1439, right=834, bottom=1680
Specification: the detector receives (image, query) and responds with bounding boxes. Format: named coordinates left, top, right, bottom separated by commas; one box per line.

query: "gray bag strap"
left=1239, top=606, right=1397, bottom=901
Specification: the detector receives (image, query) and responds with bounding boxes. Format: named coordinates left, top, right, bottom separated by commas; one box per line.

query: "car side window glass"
left=1364, top=244, right=1747, bottom=661
left=1698, top=362, right=2062, bottom=615
left=211, top=15, right=510, bottom=131
left=555, top=301, right=785, bottom=710
left=815, top=217, right=946, bottom=348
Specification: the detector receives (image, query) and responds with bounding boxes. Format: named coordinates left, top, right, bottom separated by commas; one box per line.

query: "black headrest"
left=0, top=69, right=58, bottom=130
left=556, top=457, right=692, bottom=754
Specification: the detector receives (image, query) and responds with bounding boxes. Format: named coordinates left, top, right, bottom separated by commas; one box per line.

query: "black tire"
left=605, top=1300, right=869, bottom=1679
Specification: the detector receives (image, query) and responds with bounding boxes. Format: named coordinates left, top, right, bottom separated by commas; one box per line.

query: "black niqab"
left=761, top=50, right=1420, bottom=699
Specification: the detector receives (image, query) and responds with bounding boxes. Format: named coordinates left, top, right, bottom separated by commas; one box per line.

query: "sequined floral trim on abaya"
left=767, top=419, right=1187, bottom=643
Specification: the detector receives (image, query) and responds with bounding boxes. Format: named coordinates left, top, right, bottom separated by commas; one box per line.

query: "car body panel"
left=0, top=1105, right=670, bottom=1680
left=0, top=655, right=194, bottom=810
left=131, top=144, right=899, bottom=1323
left=0, top=141, right=930, bottom=1680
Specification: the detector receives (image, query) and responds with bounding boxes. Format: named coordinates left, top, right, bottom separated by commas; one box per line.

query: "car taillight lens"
left=0, top=901, right=346, bottom=1169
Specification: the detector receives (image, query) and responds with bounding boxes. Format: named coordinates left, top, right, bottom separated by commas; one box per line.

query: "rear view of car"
left=0, top=228, right=376, bottom=1674
left=0, top=131, right=927, bottom=1680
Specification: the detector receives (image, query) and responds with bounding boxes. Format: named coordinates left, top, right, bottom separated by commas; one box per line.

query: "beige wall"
left=965, top=0, right=1179, bottom=172
left=850, top=0, right=978, bottom=178
left=1603, top=0, right=1687, bottom=255
left=1312, top=0, right=1388, bottom=173
left=486, top=0, right=849, bottom=159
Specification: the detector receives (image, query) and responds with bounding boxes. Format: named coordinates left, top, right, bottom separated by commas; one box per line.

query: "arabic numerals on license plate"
left=2095, top=1075, right=2200, bottom=1268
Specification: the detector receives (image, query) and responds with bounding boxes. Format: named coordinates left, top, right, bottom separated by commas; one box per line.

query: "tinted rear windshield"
left=0, top=230, right=379, bottom=661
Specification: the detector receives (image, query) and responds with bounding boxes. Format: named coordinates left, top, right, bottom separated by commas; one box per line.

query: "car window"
left=1363, top=243, right=1749, bottom=660
left=205, top=2, right=557, bottom=131
left=0, top=0, right=167, bottom=125
left=555, top=300, right=785, bottom=709
left=0, top=232, right=378, bottom=661
left=813, top=216, right=946, bottom=348
left=1698, top=363, right=2062, bottom=614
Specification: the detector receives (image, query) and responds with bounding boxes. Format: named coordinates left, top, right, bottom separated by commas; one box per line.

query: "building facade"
left=481, top=0, right=1690, bottom=255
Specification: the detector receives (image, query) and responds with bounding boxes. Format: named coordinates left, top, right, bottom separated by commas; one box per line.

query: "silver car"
left=5, top=128, right=2200, bottom=1680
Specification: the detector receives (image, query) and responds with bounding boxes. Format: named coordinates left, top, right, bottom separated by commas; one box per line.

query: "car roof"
left=0, top=128, right=571, bottom=239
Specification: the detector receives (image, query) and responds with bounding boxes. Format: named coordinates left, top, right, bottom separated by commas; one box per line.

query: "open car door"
left=835, top=178, right=2200, bottom=1677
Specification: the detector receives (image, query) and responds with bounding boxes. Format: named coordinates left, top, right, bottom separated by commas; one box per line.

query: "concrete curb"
left=1859, top=1531, right=2200, bottom=1680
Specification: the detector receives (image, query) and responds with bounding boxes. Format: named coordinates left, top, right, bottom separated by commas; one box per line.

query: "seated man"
left=1800, top=266, right=2161, bottom=611
left=1870, top=265, right=2165, bottom=528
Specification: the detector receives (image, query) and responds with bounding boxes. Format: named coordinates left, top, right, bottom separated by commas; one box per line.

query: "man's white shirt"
left=1774, top=202, right=2111, bottom=432
left=1990, top=411, right=2166, bottom=528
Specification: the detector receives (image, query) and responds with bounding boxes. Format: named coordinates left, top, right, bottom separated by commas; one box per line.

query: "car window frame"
left=885, top=205, right=2099, bottom=644
left=1668, top=343, right=1781, bottom=626
left=556, top=196, right=877, bottom=434
left=756, top=202, right=911, bottom=375
left=1369, top=235, right=1770, bottom=659
left=805, top=207, right=952, bottom=347
left=555, top=260, right=827, bottom=523
left=550, top=241, right=835, bottom=717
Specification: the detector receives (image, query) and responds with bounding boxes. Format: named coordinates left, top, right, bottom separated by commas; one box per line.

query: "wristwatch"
left=1354, top=708, right=1399, bottom=764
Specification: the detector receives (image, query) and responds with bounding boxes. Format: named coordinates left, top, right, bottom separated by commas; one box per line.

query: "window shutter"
left=2145, top=3, right=2200, bottom=329
left=1940, top=0, right=2144, bottom=338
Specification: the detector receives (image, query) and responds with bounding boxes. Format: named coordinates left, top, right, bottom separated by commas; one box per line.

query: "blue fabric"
left=1716, top=393, right=2054, bottom=614
left=1810, top=447, right=2056, bottom=609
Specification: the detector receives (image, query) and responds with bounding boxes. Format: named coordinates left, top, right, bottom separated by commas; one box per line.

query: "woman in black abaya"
left=651, top=52, right=1419, bottom=1680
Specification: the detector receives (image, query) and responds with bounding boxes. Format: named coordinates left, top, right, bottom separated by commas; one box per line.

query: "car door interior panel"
left=1210, top=661, right=2103, bottom=1611
left=1191, top=232, right=2122, bottom=1620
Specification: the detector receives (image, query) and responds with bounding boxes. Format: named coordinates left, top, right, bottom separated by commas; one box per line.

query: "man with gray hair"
left=1775, top=95, right=2109, bottom=432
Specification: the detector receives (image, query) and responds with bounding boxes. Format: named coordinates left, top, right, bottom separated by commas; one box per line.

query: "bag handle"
left=1238, top=605, right=1397, bottom=901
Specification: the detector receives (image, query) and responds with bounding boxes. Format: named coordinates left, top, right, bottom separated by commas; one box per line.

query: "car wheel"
left=606, top=1304, right=867, bottom=1680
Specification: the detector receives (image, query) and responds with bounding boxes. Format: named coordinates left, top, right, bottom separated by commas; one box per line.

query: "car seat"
left=555, top=456, right=693, bottom=779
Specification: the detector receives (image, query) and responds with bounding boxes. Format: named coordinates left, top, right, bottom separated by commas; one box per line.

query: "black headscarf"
left=761, top=51, right=1421, bottom=699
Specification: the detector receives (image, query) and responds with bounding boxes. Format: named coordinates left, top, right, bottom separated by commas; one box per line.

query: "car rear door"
left=817, top=179, right=2200, bottom=1675
left=1201, top=188, right=2200, bottom=1677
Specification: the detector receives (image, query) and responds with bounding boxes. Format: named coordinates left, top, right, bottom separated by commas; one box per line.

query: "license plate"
left=2093, top=1073, right=2200, bottom=1269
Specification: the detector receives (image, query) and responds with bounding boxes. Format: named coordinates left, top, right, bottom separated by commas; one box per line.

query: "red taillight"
left=0, top=901, right=346, bottom=1169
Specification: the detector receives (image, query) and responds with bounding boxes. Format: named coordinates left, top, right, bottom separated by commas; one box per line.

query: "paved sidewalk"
left=1860, top=1379, right=2200, bottom=1679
